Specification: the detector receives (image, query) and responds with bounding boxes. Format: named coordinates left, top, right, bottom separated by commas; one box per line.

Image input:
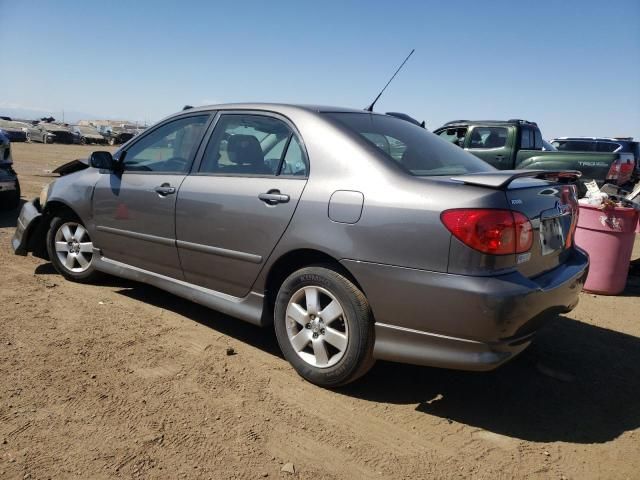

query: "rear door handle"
left=154, top=183, right=176, bottom=196
left=259, top=190, right=290, bottom=205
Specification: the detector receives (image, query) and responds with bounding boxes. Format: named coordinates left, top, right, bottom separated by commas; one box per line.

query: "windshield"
left=324, top=113, right=493, bottom=176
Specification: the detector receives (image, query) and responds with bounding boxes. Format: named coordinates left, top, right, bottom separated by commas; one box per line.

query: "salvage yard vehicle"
left=0, top=119, right=28, bottom=142
left=434, top=120, right=636, bottom=189
left=27, top=122, right=75, bottom=144
left=70, top=125, right=106, bottom=145
left=98, top=126, right=136, bottom=146
left=12, top=104, right=589, bottom=387
left=0, top=132, right=20, bottom=210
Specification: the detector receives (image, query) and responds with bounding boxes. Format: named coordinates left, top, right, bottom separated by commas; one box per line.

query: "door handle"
left=259, top=190, right=290, bottom=205
left=154, top=183, right=176, bottom=196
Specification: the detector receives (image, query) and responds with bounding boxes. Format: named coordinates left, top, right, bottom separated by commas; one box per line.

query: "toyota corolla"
left=12, top=104, right=589, bottom=387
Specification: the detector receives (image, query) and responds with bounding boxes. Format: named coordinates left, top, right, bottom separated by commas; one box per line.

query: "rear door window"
left=533, top=129, right=543, bottom=150
left=520, top=128, right=534, bottom=150
left=596, top=142, right=621, bottom=152
left=199, top=114, right=307, bottom=176
left=469, top=127, right=508, bottom=149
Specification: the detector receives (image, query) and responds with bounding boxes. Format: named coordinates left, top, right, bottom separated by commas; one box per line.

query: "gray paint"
left=13, top=102, right=589, bottom=372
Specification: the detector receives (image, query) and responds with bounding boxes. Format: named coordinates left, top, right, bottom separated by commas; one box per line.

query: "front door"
left=92, top=114, right=210, bottom=279
left=176, top=113, right=308, bottom=297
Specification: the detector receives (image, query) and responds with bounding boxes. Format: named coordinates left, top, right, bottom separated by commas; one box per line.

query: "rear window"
left=325, top=113, right=493, bottom=176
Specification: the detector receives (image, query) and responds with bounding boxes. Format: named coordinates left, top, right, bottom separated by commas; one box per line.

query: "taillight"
left=441, top=209, right=533, bottom=255
left=607, top=158, right=635, bottom=184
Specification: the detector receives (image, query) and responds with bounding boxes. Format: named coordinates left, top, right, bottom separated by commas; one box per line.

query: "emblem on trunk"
left=511, top=199, right=523, bottom=205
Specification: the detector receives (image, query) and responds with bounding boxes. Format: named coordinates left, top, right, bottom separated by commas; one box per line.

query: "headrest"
left=227, top=135, right=264, bottom=166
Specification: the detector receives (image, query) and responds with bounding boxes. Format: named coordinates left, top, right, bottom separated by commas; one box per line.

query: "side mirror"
left=89, top=151, right=116, bottom=170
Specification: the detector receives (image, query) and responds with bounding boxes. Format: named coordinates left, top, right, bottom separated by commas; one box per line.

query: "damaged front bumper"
left=12, top=199, right=42, bottom=255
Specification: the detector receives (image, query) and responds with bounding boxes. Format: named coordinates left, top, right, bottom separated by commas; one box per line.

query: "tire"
left=42, top=135, right=48, bottom=145
left=274, top=266, right=375, bottom=387
left=80, top=137, right=86, bottom=145
left=26, top=133, right=31, bottom=143
left=108, top=137, right=116, bottom=146
left=46, top=214, right=100, bottom=283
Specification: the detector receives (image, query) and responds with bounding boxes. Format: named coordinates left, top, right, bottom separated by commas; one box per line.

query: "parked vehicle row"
left=0, top=132, right=20, bottom=210
left=12, top=103, right=589, bottom=387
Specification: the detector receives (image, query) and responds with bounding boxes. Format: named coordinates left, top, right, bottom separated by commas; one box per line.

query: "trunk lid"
left=505, top=177, right=578, bottom=278
left=450, top=170, right=580, bottom=278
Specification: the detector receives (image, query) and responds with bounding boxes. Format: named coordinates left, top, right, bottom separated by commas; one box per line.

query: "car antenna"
left=365, top=49, right=415, bottom=112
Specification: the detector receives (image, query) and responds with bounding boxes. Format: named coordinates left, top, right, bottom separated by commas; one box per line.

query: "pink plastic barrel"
left=574, top=204, right=639, bottom=294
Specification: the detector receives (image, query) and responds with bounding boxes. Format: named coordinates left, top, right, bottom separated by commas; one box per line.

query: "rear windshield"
left=324, top=113, right=493, bottom=176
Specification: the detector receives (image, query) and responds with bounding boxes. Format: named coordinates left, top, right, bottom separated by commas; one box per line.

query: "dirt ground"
left=1, top=142, right=639, bottom=480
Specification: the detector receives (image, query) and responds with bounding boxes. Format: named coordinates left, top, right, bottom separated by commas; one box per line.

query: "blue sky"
left=1, top=0, right=639, bottom=138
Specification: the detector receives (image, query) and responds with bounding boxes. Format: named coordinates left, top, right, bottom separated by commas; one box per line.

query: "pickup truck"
left=433, top=119, right=636, bottom=188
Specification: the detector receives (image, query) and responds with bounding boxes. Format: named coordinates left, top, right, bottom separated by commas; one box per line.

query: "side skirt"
left=93, top=252, right=266, bottom=326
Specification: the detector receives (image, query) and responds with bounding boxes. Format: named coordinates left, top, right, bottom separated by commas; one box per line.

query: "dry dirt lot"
left=1, top=142, right=639, bottom=480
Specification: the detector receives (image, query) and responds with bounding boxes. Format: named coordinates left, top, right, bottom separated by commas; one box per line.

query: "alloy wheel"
left=285, top=286, right=349, bottom=368
left=54, top=222, right=94, bottom=273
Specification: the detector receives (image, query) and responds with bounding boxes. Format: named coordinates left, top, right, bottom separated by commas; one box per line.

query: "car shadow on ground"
left=340, top=315, right=640, bottom=444
left=112, top=281, right=282, bottom=357
left=34, top=267, right=640, bottom=445
left=0, top=200, right=25, bottom=228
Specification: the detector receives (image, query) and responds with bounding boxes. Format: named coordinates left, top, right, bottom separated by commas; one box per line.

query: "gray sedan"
left=12, top=104, right=588, bottom=387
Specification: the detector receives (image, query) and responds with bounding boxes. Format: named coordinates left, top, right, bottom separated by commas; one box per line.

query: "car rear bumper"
left=12, top=199, right=42, bottom=255
left=342, top=248, right=589, bottom=370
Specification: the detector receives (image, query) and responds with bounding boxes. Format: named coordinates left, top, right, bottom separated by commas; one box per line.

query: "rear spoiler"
left=450, top=170, right=581, bottom=189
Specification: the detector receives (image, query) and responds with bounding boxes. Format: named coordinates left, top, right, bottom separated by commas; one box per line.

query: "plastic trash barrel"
left=574, top=204, right=639, bottom=295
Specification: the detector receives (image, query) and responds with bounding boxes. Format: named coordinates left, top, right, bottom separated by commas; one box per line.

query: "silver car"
left=12, top=104, right=588, bottom=387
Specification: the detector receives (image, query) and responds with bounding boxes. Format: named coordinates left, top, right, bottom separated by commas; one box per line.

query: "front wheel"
left=274, top=266, right=375, bottom=387
left=108, top=137, right=116, bottom=146
left=46, top=215, right=100, bottom=282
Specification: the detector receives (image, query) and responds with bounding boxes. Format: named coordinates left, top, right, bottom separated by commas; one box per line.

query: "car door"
left=176, top=112, right=308, bottom=297
left=465, top=125, right=513, bottom=169
left=92, top=113, right=211, bottom=279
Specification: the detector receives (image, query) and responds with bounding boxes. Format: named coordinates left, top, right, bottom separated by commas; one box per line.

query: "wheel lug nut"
left=320, top=329, right=325, bottom=335
left=305, top=323, right=311, bottom=329
left=313, top=333, right=318, bottom=339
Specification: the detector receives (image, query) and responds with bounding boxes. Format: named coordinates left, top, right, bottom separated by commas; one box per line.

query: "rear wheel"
left=46, top=215, right=100, bottom=282
left=108, top=137, right=116, bottom=146
left=274, top=266, right=375, bottom=387
left=80, top=137, right=86, bottom=145
left=42, top=135, right=48, bottom=144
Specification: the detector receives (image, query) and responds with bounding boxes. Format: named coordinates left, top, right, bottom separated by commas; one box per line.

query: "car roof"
left=438, top=119, right=538, bottom=128
left=183, top=103, right=373, bottom=115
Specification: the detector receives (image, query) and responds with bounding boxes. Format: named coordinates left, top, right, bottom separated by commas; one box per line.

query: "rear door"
left=92, top=114, right=211, bottom=279
left=175, top=112, right=308, bottom=297
left=465, top=125, right=514, bottom=169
